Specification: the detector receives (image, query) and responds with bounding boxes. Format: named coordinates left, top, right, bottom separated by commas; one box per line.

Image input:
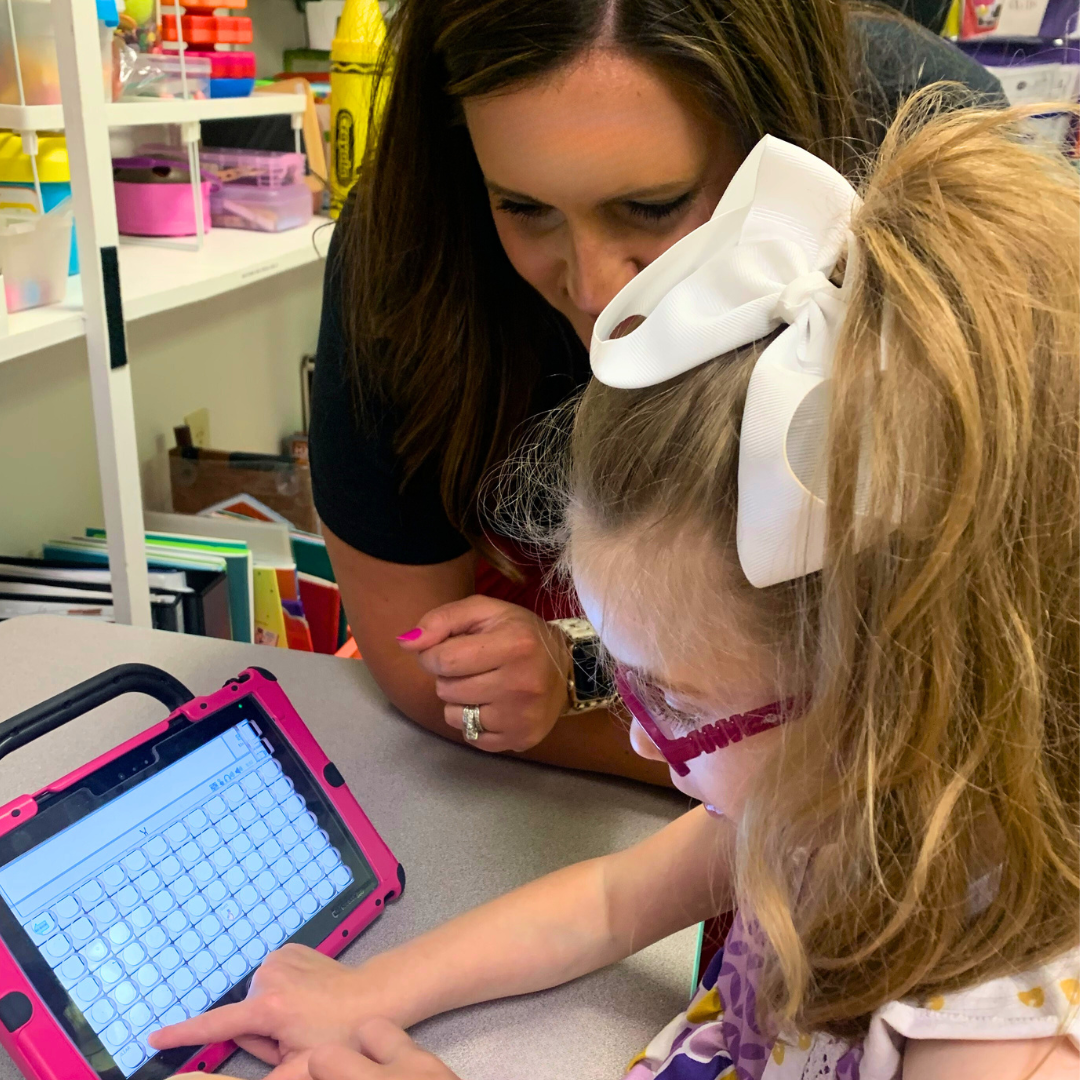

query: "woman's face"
left=464, top=49, right=745, bottom=346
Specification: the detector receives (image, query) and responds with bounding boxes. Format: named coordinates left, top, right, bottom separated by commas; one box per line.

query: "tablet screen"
left=0, top=697, right=378, bottom=1080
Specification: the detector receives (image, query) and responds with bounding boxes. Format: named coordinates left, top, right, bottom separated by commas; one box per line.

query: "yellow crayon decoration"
left=329, top=0, right=387, bottom=218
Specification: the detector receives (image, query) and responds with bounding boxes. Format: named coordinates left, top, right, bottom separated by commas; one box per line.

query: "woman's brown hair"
left=565, top=95, right=1079, bottom=1036
left=340, top=0, right=866, bottom=564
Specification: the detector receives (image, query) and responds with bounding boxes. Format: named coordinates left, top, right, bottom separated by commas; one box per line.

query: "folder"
left=297, top=572, right=341, bottom=655
left=282, top=599, right=314, bottom=652
left=252, top=566, right=288, bottom=648
left=145, top=511, right=298, bottom=605
left=83, top=528, right=253, bottom=644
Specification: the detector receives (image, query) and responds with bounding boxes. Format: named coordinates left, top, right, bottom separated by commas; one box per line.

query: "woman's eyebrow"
left=484, top=178, right=700, bottom=205
left=484, top=180, right=547, bottom=204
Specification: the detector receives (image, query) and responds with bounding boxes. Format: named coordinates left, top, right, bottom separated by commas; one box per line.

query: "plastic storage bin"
left=0, top=204, right=73, bottom=312
left=186, top=49, right=255, bottom=78
left=120, top=52, right=211, bottom=99
left=113, top=157, right=216, bottom=237
left=162, top=15, right=252, bottom=44
left=0, top=0, right=118, bottom=105
left=0, top=133, right=78, bottom=275
left=210, top=183, right=313, bottom=232
left=199, top=147, right=306, bottom=187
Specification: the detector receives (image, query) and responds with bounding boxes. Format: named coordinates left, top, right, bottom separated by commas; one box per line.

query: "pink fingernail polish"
left=397, top=627, right=423, bottom=641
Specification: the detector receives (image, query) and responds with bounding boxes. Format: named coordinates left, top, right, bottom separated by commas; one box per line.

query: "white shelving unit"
left=5, top=0, right=332, bottom=625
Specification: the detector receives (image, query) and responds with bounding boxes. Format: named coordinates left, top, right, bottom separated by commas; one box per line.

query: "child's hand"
left=300, top=1021, right=462, bottom=1079
left=150, top=944, right=397, bottom=1068
left=169, top=1021, right=460, bottom=1080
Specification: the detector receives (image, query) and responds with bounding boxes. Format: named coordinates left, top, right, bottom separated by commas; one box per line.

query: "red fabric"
left=699, top=911, right=735, bottom=976
left=474, top=541, right=575, bottom=622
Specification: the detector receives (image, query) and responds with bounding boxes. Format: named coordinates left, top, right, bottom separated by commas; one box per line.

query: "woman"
left=309, top=0, right=1002, bottom=779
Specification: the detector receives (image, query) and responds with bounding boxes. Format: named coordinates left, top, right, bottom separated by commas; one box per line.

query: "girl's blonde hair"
left=565, top=93, right=1080, bottom=1036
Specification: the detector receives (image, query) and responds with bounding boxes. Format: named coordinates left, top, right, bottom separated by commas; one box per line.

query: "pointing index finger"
left=148, top=1000, right=263, bottom=1051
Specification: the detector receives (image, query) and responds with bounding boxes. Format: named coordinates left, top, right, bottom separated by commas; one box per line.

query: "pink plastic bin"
left=113, top=156, right=216, bottom=236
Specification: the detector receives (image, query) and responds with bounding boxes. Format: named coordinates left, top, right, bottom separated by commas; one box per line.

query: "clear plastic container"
left=0, top=204, right=73, bottom=312
left=199, top=147, right=306, bottom=187
left=210, top=183, right=313, bottom=232
left=0, top=0, right=116, bottom=105
left=120, top=52, right=211, bottom=99
left=0, top=0, right=60, bottom=105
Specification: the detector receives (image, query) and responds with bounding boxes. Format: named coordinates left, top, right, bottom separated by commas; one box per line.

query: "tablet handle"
left=0, top=663, right=195, bottom=763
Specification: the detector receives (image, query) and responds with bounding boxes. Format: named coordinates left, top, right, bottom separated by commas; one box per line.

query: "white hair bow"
left=590, top=135, right=861, bottom=588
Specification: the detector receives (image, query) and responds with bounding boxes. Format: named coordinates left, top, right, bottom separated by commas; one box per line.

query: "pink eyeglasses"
left=613, top=666, right=799, bottom=777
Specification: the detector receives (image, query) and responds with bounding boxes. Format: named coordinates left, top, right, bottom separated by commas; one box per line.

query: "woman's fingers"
left=443, top=704, right=506, bottom=751
left=396, top=594, right=511, bottom=652
left=434, top=670, right=500, bottom=705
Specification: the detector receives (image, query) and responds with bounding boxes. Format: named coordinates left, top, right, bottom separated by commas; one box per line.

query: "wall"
left=0, top=260, right=324, bottom=557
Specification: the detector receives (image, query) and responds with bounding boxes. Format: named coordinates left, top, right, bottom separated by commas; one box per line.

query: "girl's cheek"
left=690, top=726, right=786, bottom=820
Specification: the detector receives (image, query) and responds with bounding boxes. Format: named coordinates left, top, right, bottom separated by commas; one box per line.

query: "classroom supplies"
left=0, top=201, right=72, bottom=313
left=162, top=14, right=253, bottom=46
left=44, top=536, right=252, bottom=645
left=297, top=573, right=341, bottom=655
left=0, top=663, right=403, bottom=1080
left=211, top=183, right=313, bottom=232
left=0, top=556, right=231, bottom=639
left=329, top=0, right=387, bottom=217
left=113, top=157, right=216, bottom=238
left=170, top=447, right=318, bottom=533
left=0, top=581, right=185, bottom=631
left=119, top=53, right=211, bottom=100
left=144, top=512, right=302, bottom=651
left=0, top=134, right=79, bottom=275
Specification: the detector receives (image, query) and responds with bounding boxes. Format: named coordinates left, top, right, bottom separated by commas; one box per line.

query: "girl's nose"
left=629, top=718, right=667, bottom=763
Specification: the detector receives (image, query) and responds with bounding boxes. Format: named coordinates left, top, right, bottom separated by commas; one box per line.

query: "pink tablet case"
left=0, top=666, right=403, bottom=1080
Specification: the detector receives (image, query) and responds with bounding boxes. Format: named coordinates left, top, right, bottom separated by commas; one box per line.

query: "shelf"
left=0, top=92, right=305, bottom=133
left=0, top=217, right=333, bottom=363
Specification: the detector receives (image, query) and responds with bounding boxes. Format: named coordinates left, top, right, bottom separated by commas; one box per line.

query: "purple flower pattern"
left=633, top=911, right=864, bottom=1080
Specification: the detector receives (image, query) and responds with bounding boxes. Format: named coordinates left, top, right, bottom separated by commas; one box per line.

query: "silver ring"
left=462, top=704, right=484, bottom=743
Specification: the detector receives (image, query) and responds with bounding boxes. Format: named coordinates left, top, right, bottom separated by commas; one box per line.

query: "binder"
left=0, top=581, right=184, bottom=631
left=0, top=557, right=231, bottom=640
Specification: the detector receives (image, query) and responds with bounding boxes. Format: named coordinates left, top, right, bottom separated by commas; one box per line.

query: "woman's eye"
left=495, top=198, right=550, bottom=220
left=625, top=191, right=695, bottom=222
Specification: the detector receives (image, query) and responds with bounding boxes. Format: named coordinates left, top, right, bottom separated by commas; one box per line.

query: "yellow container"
left=328, top=0, right=386, bottom=218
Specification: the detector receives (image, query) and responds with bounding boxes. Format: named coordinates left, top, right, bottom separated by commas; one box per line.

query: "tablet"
left=0, top=667, right=403, bottom=1080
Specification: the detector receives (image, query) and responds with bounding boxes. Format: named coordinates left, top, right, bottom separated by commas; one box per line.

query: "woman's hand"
left=170, top=1021, right=460, bottom=1080
left=398, top=595, right=571, bottom=753
left=150, top=945, right=400, bottom=1072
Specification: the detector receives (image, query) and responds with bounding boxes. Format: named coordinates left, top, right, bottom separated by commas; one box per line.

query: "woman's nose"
left=565, top=236, right=639, bottom=318
left=629, top=719, right=667, bottom=763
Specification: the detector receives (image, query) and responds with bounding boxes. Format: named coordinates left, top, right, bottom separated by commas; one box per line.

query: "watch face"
left=572, top=638, right=614, bottom=703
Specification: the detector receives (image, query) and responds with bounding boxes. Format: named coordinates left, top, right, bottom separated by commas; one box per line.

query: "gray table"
left=0, top=616, right=695, bottom=1079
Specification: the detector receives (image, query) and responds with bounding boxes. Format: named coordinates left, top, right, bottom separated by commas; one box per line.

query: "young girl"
left=154, top=96, right=1080, bottom=1080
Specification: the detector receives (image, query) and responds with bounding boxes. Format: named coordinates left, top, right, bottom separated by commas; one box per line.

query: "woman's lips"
left=703, top=803, right=723, bottom=818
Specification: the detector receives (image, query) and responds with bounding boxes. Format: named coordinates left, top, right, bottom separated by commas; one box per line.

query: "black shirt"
left=310, top=16, right=1003, bottom=566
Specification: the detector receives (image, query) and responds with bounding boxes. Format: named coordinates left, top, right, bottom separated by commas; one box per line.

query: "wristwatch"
left=548, top=617, right=618, bottom=713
